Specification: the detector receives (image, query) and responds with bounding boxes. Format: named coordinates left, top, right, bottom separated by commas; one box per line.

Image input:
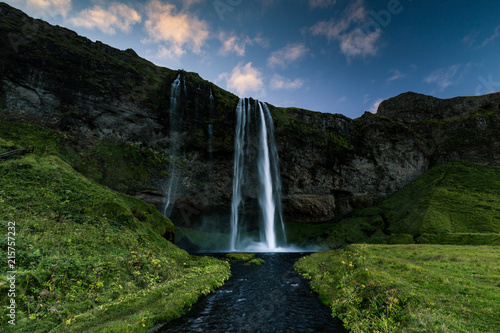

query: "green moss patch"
left=0, top=120, right=170, bottom=195
left=248, top=258, right=265, bottom=265
left=74, top=140, right=169, bottom=194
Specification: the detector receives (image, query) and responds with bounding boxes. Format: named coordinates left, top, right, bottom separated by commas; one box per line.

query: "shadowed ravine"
left=156, top=253, right=346, bottom=333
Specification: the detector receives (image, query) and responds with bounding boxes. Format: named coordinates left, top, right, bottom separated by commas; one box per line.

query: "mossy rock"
left=226, top=253, right=256, bottom=261
left=248, top=258, right=265, bottom=265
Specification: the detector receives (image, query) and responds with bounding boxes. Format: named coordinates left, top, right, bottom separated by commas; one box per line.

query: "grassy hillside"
left=0, top=149, right=230, bottom=332
left=295, top=244, right=500, bottom=332
left=288, top=161, right=500, bottom=247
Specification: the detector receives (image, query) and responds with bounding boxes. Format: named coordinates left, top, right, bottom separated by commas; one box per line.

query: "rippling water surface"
left=157, top=253, right=347, bottom=333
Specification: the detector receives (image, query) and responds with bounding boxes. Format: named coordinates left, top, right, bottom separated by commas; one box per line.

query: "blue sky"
left=6, top=0, right=500, bottom=118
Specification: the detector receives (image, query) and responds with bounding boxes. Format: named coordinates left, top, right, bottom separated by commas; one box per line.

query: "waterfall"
left=208, top=88, right=214, bottom=163
left=163, top=74, right=182, bottom=217
left=230, top=98, right=286, bottom=251
left=230, top=98, right=246, bottom=251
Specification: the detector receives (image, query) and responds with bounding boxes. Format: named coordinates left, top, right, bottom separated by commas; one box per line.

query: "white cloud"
left=23, top=0, right=72, bottom=18
left=338, top=27, right=381, bottom=59
left=463, top=26, right=500, bottom=49
left=387, top=69, right=406, bottom=82
left=267, top=43, right=309, bottom=68
left=310, top=0, right=381, bottom=61
left=363, top=94, right=371, bottom=104
left=68, top=2, right=141, bottom=35
left=153, top=44, right=185, bottom=60
left=218, top=62, right=265, bottom=97
left=481, top=25, right=500, bottom=48
left=218, top=32, right=268, bottom=56
left=424, top=63, right=471, bottom=93
left=462, top=30, right=478, bottom=47
left=309, top=0, right=337, bottom=9
left=368, top=98, right=383, bottom=113
left=142, top=0, right=209, bottom=58
left=270, top=74, right=304, bottom=90
left=337, top=96, right=347, bottom=103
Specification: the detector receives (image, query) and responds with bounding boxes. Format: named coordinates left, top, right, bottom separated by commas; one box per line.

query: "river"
left=155, top=252, right=347, bottom=333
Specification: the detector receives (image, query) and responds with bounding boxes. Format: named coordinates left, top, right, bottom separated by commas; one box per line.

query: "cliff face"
left=1, top=3, right=499, bottom=225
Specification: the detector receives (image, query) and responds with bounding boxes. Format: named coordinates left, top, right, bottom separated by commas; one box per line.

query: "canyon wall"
left=1, top=3, right=499, bottom=226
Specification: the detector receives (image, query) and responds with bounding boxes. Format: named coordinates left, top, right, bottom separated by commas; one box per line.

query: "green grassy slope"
left=0, top=151, right=229, bottom=331
left=295, top=244, right=500, bottom=332
left=289, top=161, right=500, bottom=247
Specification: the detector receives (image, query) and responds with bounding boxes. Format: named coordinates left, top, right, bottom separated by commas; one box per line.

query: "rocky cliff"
left=1, top=2, right=499, bottom=227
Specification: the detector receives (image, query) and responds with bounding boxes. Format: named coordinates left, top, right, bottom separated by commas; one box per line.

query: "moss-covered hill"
left=0, top=137, right=230, bottom=332
left=288, top=161, right=500, bottom=247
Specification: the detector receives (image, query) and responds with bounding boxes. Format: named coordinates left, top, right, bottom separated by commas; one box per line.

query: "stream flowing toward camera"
left=158, top=253, right=346, bottom=332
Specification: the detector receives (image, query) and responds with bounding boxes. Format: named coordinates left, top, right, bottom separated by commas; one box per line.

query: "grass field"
left=295, top=244, right=500, bottom=332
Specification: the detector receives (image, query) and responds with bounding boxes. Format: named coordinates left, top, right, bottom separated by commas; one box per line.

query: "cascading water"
left=208, top=88, right=214, bottom=164
left=230, top=98, right=287, bottom=252
left=163, top=74, right=182, bottom=217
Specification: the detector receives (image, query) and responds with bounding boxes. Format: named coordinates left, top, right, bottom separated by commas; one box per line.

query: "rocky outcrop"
left=377, top=92, right=500, bottom=167
left=1, top=3, right=499, bottom=225
left=378, top=91, right=500, bottom=123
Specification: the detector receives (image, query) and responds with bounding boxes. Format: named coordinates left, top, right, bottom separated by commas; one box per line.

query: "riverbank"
left=295, top=244, right=500, bottom=332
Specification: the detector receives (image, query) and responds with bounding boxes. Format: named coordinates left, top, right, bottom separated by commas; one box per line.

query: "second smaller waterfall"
left=163, top=74, right=182, bottom=217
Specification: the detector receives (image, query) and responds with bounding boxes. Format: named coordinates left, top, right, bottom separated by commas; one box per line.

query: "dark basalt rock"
left=378, top=91, right=500, bottom=123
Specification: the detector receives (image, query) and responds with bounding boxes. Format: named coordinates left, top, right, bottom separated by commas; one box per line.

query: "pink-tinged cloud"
left=219, top=62, right=265, bottom=97
left=218, top=32, right=268, bottom=57
left=69, top=2, right=141, bottom=35
left=24, top=0, right=72, bottom=18
left=143, top=0, right=209, bottom=57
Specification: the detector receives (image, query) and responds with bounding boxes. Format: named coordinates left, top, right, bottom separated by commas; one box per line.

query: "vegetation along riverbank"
left=295, top=244, right=500, bottom=332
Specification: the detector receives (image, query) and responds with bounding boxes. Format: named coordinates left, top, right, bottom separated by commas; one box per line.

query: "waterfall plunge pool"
left=154, top=252, right=347, bottom=333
